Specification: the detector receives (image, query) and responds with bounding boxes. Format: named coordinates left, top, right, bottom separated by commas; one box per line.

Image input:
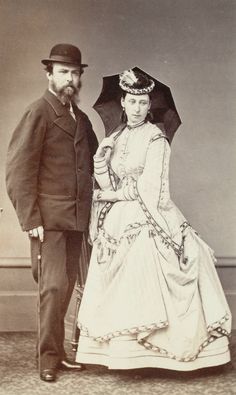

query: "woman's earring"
left=121, top=107, right=127, bottom=123
left=147, top=109, right=154, bottom=122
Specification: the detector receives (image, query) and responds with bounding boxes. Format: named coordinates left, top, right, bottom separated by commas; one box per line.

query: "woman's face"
left=121, top=93, right=151, bottom=126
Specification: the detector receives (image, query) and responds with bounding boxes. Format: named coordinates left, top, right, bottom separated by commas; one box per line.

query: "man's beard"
left=51, top=82, right=79, bottom=104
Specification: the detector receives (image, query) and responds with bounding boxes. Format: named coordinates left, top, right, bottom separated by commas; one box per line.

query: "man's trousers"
left=30, top=230, right=83, bottom=370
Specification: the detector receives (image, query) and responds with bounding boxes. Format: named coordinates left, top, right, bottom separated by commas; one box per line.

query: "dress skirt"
left=76, top=200, right=231, bottom=370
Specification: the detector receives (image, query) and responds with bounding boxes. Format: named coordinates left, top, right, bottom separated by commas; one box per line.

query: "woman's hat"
left=41, top=43, right=88, bottom=68
left=119, top=69, right=155, bottom=94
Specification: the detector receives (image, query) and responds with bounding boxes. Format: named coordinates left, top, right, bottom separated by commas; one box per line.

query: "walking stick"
left=37, top=240, right=42, bottom=374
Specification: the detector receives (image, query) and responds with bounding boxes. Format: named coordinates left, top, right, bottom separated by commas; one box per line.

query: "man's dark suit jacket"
left=6, top=90, right=98, bottom=232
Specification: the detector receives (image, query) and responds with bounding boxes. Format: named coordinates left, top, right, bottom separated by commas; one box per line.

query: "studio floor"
left=0, top=332, right=235, bottom=395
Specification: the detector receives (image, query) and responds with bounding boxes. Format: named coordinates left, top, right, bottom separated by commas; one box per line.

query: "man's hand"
left=28, top=226, right=44, bottom=242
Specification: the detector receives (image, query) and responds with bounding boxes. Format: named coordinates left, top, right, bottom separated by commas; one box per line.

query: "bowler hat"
left=41, top=43, right=88, bottom=68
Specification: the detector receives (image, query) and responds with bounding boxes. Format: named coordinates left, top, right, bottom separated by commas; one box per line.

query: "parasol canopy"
left=93, top=66, right=181, bottom=143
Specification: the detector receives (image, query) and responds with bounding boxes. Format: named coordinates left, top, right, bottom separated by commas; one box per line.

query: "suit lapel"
left=53, top=115, right=76, bottom=138
left=43, top=90, right=76, bottom=138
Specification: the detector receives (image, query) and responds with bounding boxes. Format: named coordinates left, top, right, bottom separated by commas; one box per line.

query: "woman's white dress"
left=76, top=122, right=231, bottom=370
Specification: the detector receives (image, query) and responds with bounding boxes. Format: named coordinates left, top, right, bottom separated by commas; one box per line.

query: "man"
left=6, top=44, right=98, bottom=382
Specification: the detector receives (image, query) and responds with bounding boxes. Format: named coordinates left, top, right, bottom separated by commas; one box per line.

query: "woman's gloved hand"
left=95, top=136, right=115, bottom=159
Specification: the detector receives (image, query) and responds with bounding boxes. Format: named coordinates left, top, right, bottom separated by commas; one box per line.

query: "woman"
left=76, top=69, right=231, bottom=370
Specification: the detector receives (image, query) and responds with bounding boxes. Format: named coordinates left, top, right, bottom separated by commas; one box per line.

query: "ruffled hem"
left=76, top=334, right=230, bottom=371
left=79, top=314, right=230, bottom=363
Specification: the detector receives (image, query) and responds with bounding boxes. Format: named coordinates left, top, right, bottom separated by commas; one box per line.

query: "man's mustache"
left=65, top=85, right=75, bottom=90
left=61, top=85, right=78, bottom=96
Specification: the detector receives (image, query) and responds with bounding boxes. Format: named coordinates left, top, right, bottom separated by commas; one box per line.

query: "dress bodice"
left=110, top=124, right=147, bottom=181
left=110, top=122, right=171, bottom=205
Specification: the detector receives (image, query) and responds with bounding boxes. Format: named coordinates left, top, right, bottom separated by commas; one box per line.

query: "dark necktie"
left=64, top=102, right=76, bottom=121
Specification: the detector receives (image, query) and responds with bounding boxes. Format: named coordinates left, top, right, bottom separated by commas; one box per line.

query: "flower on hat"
left=119, top=69, right=155, bottom=94
left=119, top=69, right=138, bottom=87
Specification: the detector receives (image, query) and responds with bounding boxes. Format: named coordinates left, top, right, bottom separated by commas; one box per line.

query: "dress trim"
left=99, top=221, right=149, bottom=246
left=133, top=179, right=184, bottom=257
left=79, top=320, right=169, bottom=342
left=207, top=314, right=230, bottom=332
left=95, top=188, right=192, bottom=260
left=79, top=314, right=230, bottom=363
left=97, top=201, right=114, bottom=230
left=96, top=220, right=149, bottom=264
left=139, top=320, right=230, bottom=362
left=108, top=165, right=118, bottom=191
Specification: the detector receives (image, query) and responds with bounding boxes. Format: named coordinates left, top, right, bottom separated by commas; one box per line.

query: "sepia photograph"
left=0, top=0, right=235, bottom=394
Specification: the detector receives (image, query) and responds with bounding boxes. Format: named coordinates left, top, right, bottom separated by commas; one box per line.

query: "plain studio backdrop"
left=0, top=0, right=235, bottom=261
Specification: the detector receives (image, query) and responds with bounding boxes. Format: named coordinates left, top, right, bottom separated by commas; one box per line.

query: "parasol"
left=93, top=66, right=181, bottom=143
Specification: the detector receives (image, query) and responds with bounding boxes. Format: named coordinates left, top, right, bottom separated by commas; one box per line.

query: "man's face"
left=47, top=62, right=81, bottom=103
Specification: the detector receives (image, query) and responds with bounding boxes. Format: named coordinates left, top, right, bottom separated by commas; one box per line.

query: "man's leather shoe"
left=58, top=359, right=84, bottom=371
left=40, top=368, right=57, bottom=382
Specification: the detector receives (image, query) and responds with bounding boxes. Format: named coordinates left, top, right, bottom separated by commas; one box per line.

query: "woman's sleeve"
left=93, top=155, right=113, bottom=190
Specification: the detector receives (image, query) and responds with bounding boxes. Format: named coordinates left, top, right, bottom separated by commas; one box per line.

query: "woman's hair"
left=121, top=90, right=152, bottom=100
